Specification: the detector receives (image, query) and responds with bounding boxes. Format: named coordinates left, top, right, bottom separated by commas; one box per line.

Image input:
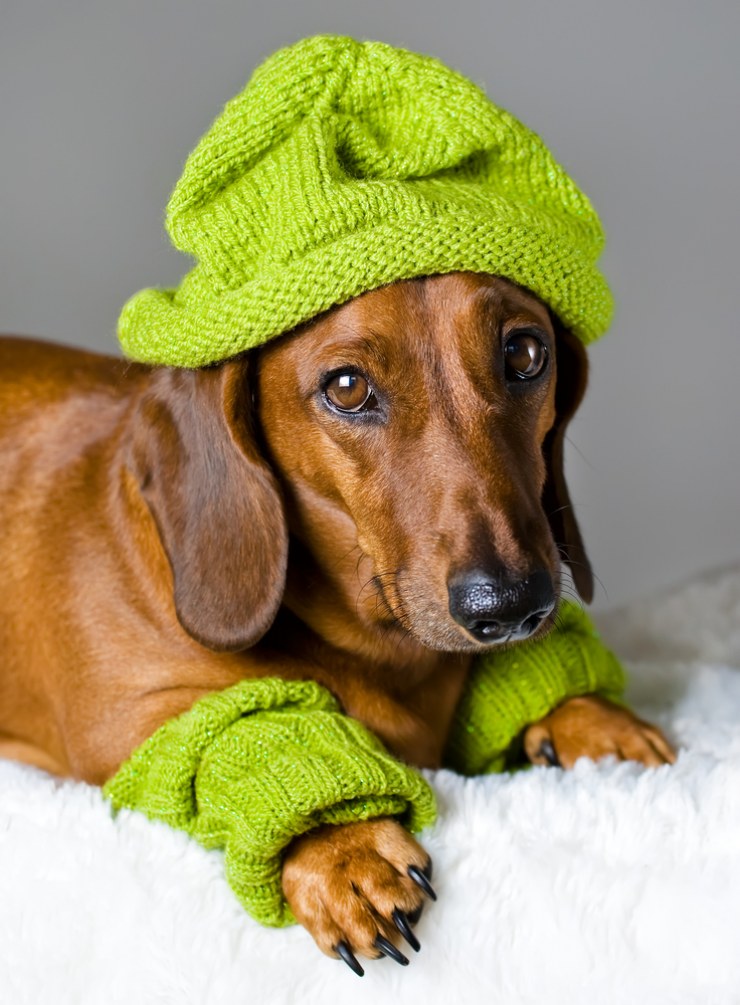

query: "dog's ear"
left=542, top=323, right=594, bottom=603
left=129, top=358, right=288, bottom=651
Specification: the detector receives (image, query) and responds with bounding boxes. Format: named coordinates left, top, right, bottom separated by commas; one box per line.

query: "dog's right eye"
left=323, top=372, right=377, bottom=413
left=503, top=329, right=549, bottom=382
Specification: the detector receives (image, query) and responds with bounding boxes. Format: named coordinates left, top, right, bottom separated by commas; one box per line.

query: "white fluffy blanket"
left=2, top=565, right=740, bottom=1004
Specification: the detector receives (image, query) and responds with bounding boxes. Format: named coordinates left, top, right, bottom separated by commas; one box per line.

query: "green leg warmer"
left=104, top=677, right=436, bottom=927
left=444, top=601, right=627, bottom=775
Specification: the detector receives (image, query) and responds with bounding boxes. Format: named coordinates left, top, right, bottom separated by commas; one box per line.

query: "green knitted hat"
left=118, top=34, right=613, bottom=367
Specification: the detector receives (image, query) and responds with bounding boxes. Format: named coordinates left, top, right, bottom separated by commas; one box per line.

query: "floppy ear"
left=129, top=358, right=288, bottom=651
left=541, top=324, right=594, bottom=603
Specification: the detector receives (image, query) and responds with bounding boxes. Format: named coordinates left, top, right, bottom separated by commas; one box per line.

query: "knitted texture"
left=103, top=677, right=436, bottom=927
left=103, top=604, right=624, bottom=927
left=118, top=35, right=613, bottom=367
left=444, top=601, right=627, bottom=775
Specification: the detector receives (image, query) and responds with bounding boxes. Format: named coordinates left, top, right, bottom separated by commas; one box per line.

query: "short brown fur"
left=0, top=273, right=674, bottom=959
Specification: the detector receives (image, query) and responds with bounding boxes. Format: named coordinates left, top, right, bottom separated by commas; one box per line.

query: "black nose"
left=448, top=568, right=555, bottom=644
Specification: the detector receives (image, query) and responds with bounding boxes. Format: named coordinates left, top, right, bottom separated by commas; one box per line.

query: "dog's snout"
left=447, top=568, right=555, bottom=645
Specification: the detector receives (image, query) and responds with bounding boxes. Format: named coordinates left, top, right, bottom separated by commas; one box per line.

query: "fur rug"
left=2, top=565, right=740, bottom=1004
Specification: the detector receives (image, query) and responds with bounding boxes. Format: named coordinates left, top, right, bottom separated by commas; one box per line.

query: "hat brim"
left=118, top=211, right=612, bottom=368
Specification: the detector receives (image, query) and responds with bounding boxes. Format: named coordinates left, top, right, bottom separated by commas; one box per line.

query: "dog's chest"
left=325, top=658, right=471, bottom=769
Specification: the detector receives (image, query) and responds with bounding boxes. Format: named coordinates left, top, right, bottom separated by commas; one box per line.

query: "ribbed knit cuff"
left=444, top=602, right=627, bottom=776
left=104, top=678, right=436, bottom=928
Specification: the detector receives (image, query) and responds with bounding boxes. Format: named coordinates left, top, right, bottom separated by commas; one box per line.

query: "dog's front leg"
left=282, top=818, right=435, bottom=974
left=523, top=695, right=676, bottom=768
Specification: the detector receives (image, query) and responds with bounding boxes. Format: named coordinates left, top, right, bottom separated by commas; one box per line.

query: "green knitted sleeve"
left=444, top=601, right=627, bottom=775
left=103, top=677, right=436, bottom=928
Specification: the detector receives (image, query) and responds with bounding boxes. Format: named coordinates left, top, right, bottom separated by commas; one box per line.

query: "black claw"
left=408, top=864, right=437, bottom=901
left=392, top=908, right=421, bottom=952
left=406, top=903, right=424, bottom=925
left=538, top=739, right=561, bottom=767
left=335, top=940, right=364, bottom=977
left=374, top=935, right=409, bottom=966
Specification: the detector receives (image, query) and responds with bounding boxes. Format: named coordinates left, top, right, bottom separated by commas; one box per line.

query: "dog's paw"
left=523, top=695, right=676, bottom=769
left=281, top=817, right=435, bottom=975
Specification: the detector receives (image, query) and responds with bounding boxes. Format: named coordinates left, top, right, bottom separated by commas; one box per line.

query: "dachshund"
left=0, top=271, right=674, bottom=971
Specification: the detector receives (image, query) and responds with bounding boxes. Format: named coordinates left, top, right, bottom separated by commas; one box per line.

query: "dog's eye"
left=504, top=330, right=549, bottom=381
left=324, top=372, right=377, bottom=413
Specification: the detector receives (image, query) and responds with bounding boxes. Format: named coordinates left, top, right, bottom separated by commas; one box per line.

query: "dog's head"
left=134, top=273, right=590, bottom=654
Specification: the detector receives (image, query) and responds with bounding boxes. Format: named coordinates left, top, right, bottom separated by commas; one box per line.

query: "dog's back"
left=0, top=338, right=146, bottom=489
left=0, top=338, right=149, bottom=774
left=0, top=337, right=267, bottom=781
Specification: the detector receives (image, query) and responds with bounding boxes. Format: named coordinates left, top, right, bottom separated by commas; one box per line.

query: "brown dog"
left=0, top=272, right=673, bottom=968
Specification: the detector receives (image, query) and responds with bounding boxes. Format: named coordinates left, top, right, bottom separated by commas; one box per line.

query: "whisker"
left=564, top=433, right=595, bottom=469
left=336, top=542, right=363, bottom=566
left=547, top=503, right=575, bottom=519
left=555, top=542, right=608, bottom=602
left=355, top=568, right=401, bottom=622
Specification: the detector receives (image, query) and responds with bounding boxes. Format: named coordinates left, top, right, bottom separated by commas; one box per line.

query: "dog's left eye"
left=323, top=372, right=378, bottom=413
left=504, top=330, right=549, bottom=381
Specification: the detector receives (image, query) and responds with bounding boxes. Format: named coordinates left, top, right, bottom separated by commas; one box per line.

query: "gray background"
left=2, top=0, right=738, bottom=609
